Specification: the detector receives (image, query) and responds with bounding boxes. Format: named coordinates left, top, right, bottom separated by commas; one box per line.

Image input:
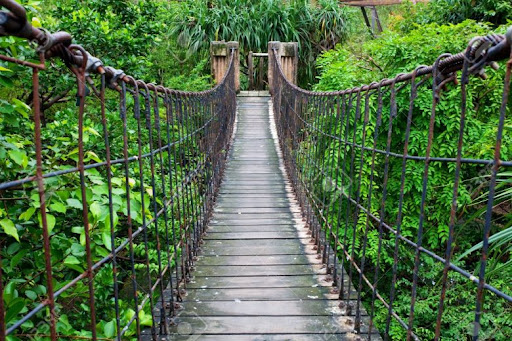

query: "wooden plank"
left=187, top=275, right=336, bottom=289
left=211, top=213, right=296, bottom=220
left=200, top=244, right=311, bottom=256
left=213, top=208, right=293, bottom=215
left=194, top=254, right=316, bottom=266
left=215, top=200, right=291, bottom=207
left=178, top=300, right=348, bottom=316
left=204, top=232, right=304, bottom=240
left=206, top=224, right=296, bottom=233
left=183, top=287, right=336, bottom=301
left=193, top=264, right=326, bottom=277
left=209, top=218, right=299, bottom=225
left=167, top=316, right=376, bottom=334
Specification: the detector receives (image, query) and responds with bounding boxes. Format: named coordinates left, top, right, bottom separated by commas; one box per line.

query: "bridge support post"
left=210, top=41, right=240, bottom=92
left=268, top=41, right=298, bottom=93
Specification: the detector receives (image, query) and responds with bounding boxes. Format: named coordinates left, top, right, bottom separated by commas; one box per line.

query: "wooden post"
left=248, top=51, right=254, bottom=91
left=268, top=41, right=280, bottom=94
left=227, top=41, right=240, bottom=92
left=280, top=42, right=298, bottom=85
left=258, top=56, right=264, bottom=90
left=360, top=7, right=374, bottom=37
left=210, top=41, right=240, bottom=92
left=268, top=41, right=298, bottom=93
left=371, top=6, right=383, bottom=33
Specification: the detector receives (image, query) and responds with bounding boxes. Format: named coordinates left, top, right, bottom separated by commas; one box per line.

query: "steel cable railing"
left=0, top=1, right=237, bottom=340
left=270, top=28, right=512, bottom=340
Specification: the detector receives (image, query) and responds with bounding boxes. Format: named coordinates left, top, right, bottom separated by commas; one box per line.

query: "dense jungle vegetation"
left=0, top=0, right=511, bottom=339
left=313, top=1, right=512, bottom=339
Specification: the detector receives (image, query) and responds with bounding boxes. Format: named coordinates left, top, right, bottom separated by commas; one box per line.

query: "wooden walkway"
left=165, top=95, right=380, bottom=340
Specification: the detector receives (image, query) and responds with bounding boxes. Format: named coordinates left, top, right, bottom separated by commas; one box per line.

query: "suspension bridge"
left=0, top=0, right=511, bottom=340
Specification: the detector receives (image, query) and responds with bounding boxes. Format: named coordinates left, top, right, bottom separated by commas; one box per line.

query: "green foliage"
left=171, top=0, right=349, bottom=87
left=44, top=0, right=165, bottom=78
left=314, top=18, right=512, bottom=339
left=389, top=0, right=512, bottom=30
left=40, top=0, right=212, bottom=90
left=0, top=1, right=216, bottom=339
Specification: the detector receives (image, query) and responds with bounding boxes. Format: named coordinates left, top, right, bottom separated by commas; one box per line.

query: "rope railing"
left=270, top=28, right=512, bottom=340
left=0, top=1, right=237, bottom=340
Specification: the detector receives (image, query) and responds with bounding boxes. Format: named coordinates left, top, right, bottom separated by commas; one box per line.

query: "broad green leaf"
left=10, top=249, right=28, bottom=268
left=3, top=281, right=18, bottom=305
left=25, top=290, right=37, bottom=300
left=7, top=243, right=20, bottom=255
left=64, top=255, right=80, bottom=265
left=67, top=198, right=82, bottom=209
left=104, top=212, right=119, bottom=231
left=50, top=202, right=67, bottom=214
left=19, top=207, right=36, bottom=221
left=38, top=213, right=56, bottom=234
left=104, top=320, right=116, bottom=338
left=71, top=226, right=83, bottom=234
left=80, top=231, right=86, bottom=246
left=90, top=201, right=102, bottom=218
left=0, top=76, right=13, bottom=88
left=30, top=193, right=40, bottom=207
left=96, top=246, right=109, bottom=258
left=8, top=149, right=28, bottom=168
left=47, top=214, right=56, bottom=234
left=64, top=263, right=84, bottom=273
left=5, top=298, right=25, bottom=323
left=0, top=100, right=14, bottom=114
left=0, top=219, right=20, bottom=242
left=70, top=243, right=85, bottom=257
left=12, top=99, right=31, bottom=118
left=139, top=310, right=153, bottom=326
left=0, top=66, right=12, bottom=72
left=102, top=231, right=112, bottom=251
left=86, top=151, right=102, bottom=163
left=85, top=126, right=101, bottom=137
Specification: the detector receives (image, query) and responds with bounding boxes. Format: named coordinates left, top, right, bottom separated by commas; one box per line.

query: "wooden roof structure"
left=339, top=0, right=428, bottom=6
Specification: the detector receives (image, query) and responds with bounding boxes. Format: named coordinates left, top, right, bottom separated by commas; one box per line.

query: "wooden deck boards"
left=143, top=95, right=380, bottom=340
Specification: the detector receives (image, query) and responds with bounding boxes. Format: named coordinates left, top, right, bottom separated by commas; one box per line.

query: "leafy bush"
left=0, top=1, right=215, bottom=339
left=389, top=0, right=512, bottom=31
left=314, top=19, right=512, bottom=339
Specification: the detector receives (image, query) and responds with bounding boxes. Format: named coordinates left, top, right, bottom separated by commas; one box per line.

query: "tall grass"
left=171, top=0, right=349, bottom=87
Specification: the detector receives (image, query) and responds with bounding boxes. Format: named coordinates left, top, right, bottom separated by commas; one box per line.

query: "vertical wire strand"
left=367, top=83, right=387, bottom=339
left=384, top=68, right=424, bottom=338
left=120, top=79, right=141, bottom=337
left=102, top=73, right=121, bottom=340
left=74, top=58, right=98, bottom=341
left=153, top=90, right=173, bottom=334
left=472, top=49, right=512, bottom=341
left=352, top=88, right=373, bottom=332
left=134, top=83, right=157, bottom=340
left=358, top=84, right=385, bottom=339
left=32, top=63, right=58, bottom=341
left=406, top=55, right=451, bottom=340
left=434, top=48, right=472, bottom=340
